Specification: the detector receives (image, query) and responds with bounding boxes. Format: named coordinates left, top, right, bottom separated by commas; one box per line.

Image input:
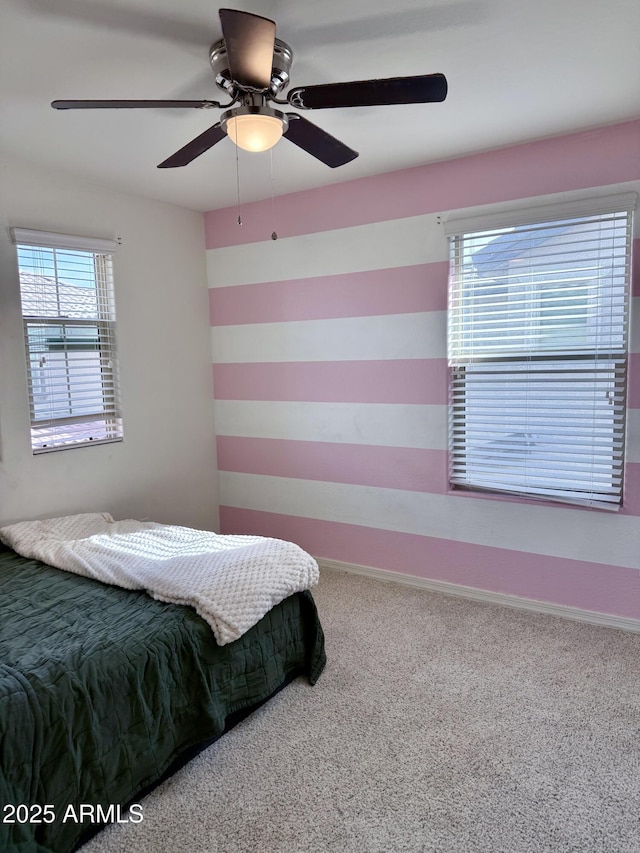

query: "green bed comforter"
left=0, top=544, right=325, bottom=852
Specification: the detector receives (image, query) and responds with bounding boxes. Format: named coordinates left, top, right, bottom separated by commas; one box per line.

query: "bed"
left=0, top=523, right=326, bottom=853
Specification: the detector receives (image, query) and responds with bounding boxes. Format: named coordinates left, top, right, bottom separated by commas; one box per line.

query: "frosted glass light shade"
left=226, top=114, right=284, bottom=152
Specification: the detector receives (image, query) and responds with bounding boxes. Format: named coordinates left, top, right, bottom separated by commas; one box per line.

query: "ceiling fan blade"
left=287, top=74, right=448, bottom=110
left=284, top=114, right=358, bottom=168
left=219, top=8, right=276, bottom=91
left=157, top=122, right=226, bottom=168
left=52, top=99, right=222, bottom=110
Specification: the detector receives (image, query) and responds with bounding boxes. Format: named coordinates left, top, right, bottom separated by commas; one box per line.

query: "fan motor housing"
left=209, top=37, right=294, bottom=96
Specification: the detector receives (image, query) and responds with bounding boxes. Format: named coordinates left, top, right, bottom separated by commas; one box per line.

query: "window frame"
left=444, top=192, right=636, bottom=511
left=11, top=228, right=123, bottom=454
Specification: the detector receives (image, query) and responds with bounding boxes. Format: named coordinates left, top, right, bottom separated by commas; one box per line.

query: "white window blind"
left=12, top=229, right=123, bottom=453
left=446, top=195, right=635, bottom=510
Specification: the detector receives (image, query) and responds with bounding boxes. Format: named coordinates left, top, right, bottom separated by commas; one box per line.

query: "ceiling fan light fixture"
left=221, top=106, right=288, bottom=153
left=51, top=9, right=448, bottom=170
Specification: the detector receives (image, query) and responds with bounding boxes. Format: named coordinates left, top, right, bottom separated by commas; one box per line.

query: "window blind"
left=13, top=234, right=123, bottom=453
left=447, top=197, right=635, bottom=509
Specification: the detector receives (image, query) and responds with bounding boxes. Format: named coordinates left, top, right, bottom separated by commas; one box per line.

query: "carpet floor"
left=82, top=568, right=640, bottom=852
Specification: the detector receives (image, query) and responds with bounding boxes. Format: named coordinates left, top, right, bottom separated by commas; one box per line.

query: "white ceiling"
left=2, top=0, right=639, bottom=213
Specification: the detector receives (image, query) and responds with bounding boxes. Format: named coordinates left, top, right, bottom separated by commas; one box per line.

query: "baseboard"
left=316, top=557, right=640, bottom=634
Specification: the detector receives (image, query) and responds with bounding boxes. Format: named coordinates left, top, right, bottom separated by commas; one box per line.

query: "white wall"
left=0, top=155, right=219, bottom=531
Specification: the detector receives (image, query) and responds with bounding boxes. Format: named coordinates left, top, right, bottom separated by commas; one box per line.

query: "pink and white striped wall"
left=206, top=119, right=640, bottom=623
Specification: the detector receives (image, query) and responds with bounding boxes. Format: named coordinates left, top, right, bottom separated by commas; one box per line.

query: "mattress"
left=0, top=544, right=326, bottom=852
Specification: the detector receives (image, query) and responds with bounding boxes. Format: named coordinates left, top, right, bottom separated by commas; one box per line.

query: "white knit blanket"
left=0, top=513, right=319, bottom=646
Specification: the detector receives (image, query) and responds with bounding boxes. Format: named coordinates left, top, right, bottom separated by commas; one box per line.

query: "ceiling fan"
left=51, top=7, right=448, bottom=170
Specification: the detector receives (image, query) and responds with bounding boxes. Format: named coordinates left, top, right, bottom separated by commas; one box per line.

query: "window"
left=445, top=193, right=636, bottom=510
left=11, top=228, right=123, bottom=453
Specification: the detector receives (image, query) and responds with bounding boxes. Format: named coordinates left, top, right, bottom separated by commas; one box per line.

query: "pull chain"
left=235, top=141, right=242, bottom=226
left=270, top=147, right=277, bottom=240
